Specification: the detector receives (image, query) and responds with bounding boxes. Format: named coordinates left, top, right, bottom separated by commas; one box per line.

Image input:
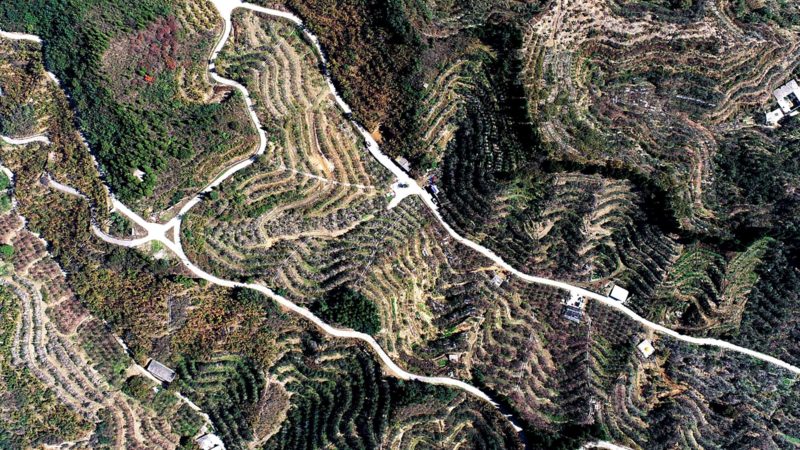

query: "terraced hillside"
left=183, top=9, right=393, bottom=285
left=183, top=10, right=523, bottom=374
left=266, top=0, right=800, bottom=368
left=525, top=0, right=799, bottom=226
left=251, top=0, right=545, bottom=163
left=511, top=0, right=800, bottom=362
left=0, top=281, right=90, bottom=448
left=263, top=339, right=520, bottom=450
left=412, top=266, right=800, bottom=449
left=0, top=151, right=211, bottom=448
left=0, top=47, right=218, bottom=447
left=1, top=30, right=532, bottom=449
left=575, top=301, right=800, bottom=450
left=175, top=8, right=800, bottom=450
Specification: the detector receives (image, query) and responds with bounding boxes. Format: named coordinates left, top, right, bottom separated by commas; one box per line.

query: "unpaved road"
left=1, top=134, right=50, bottom=145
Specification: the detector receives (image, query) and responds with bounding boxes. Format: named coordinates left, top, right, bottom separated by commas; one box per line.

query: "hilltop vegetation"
left=0, top=0, right=257, bottom=214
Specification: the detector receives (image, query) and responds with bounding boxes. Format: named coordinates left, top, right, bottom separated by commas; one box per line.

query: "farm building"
left=767, top=79, right=800, bottom=126
left=562, top=291, right=585, bottom=323
left=490, top=273, right=505, bottom=287
left=567, top=291, right=585, bottom=308
left=773, top=79, right=800, bottom=114
left=146, top=359, right=176, bottom=383
left=638, top=339, right=655, bottom=358
left=563, top=305, right=583, bottom=323
left=608, top=285, right=629, bottom=303
left=766, top=108, right=784, bottom=126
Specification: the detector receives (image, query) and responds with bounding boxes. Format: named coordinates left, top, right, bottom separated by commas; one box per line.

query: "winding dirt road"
left=0, top=30, right=41, bottom=42
left=1, top=134, right=50, bottom=145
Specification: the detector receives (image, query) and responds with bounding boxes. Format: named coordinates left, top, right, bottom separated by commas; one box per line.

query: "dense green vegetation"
left=313, top=286, right=381, bottom=335
left=264, top=346, right=398, bottom=450
left=0, top=244, right=12, bottom=260
left=730, top=243, right=800, bottom=365
left=0, top=0, right=253, bottom=209
left=714, top=123, right=800, bottom=257
left=0, top=0, right=169, bottom=200
left=643, top=0, right=696, bottom=10
left=274, top=0, right=425, bottom=156
left=731, top=0, right=800, bottom=26
left=0, top=172, right=10, bottom=190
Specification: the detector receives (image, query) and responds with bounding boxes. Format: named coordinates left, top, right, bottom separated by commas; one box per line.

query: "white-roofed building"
left=562, top=290, right=586, bottom=323
left=395, top=156, right=411, bottom=172
left=146, top=359, right=176, bottom=383
left=638, top=339, right=655, bottom=358
left=566, top=290, right=585, bottom=308
left=197, top=433, right=225, bottom=450
left=608, top=285, right=629, bottom=303
left=490, top=273, right=505, bottom=287
left=766, top=108, right=784, bottom=126
left=774, top=79, right=800, bottom=113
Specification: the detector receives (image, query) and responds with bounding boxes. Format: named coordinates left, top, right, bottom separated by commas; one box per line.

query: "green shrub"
left=313, top=287, right=380, bottom=335
left=121, top=375, right=152, bottom=401
left=0, top=244, right=13, bottom=259
left=0, top=194, right=11, bottom=212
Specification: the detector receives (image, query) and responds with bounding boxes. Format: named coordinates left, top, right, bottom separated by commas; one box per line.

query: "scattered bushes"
left=0, top=103, right=36, bottom=136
